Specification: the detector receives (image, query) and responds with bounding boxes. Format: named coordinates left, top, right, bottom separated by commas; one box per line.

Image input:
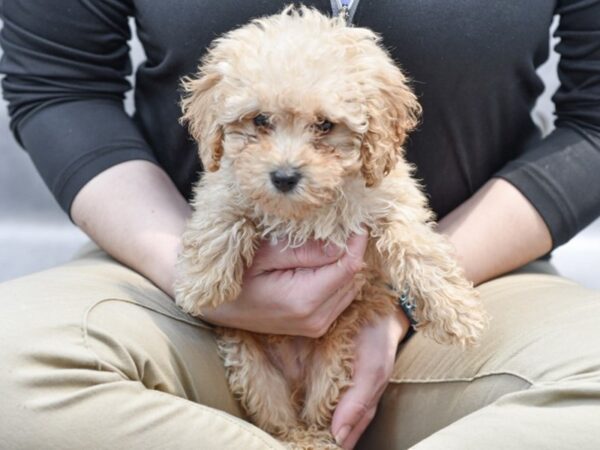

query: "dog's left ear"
left=180, top=71, right=224, bottom=172
left=360, top=65, right=421, bottom=187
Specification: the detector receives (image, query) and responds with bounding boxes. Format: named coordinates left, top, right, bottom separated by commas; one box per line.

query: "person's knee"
left=83, top=297, right=243, bottom=416
left=0, top=257, right=243, bottom=434
left=359, top=274, right=600, bottom=449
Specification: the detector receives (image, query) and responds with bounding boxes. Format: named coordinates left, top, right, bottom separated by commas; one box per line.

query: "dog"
left=175, top=6, right=487, bottom=449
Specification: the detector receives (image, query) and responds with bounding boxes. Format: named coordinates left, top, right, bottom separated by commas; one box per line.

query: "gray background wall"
left=1, top=18, right=599, bottom=287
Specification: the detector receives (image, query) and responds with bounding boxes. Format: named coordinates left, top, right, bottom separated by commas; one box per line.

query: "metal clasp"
left=339, top=5, right=350, bottom=25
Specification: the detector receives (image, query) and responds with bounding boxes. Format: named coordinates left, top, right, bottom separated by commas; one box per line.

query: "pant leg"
left=0, top=246, right=284, bottom=450
left=359, top=267, right=600, bottom=449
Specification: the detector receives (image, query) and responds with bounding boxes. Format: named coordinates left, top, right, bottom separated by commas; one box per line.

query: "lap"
left=3, top=249, right=599, bottom=449
left=0, top=245, right=282, bottom=449
left=361, top=266, right=600, bottom=449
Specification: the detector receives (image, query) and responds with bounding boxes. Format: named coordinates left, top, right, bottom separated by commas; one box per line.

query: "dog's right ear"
left=180, top=72, right=224, bottom=172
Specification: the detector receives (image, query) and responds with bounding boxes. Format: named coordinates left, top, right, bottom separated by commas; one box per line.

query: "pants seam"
left=389, top=370, right=535, bottom=386
left=81, top=297, right=213, bottom=372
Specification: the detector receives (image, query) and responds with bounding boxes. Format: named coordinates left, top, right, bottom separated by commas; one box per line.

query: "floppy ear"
left=360, top=66, right=421, bottom=187
left=180, top=72, right=224, bottom=172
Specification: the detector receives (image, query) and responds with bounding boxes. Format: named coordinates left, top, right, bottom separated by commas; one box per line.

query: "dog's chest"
left=249, top=196, right=375, bottom=249
left=261, top=336, right=314, bottom=384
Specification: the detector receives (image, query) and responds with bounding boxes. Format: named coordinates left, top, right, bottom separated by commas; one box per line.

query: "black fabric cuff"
left=495, top=126, right=600, bottom=249
left=495, top=163, right=572, bottom=249
left=16, top=99, right=159, bottom=218
left=54, top=146, right=159, bottom=219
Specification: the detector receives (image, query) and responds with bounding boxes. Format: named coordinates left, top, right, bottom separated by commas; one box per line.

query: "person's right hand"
left=200, top=233, right=368, bottom=336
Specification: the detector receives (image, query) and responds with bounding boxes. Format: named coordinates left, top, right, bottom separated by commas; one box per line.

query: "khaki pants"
left=1, top=246, right=599, bottom=449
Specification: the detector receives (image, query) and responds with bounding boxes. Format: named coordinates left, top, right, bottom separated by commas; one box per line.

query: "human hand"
left=331, top=310, right=410, bottom=449
left=200, top=233, right=368, bottom=336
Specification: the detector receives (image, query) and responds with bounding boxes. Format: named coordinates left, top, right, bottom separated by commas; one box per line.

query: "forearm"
left=71, top=160, right=191, bottom=297
left=437, top=178, right=552, bottom=285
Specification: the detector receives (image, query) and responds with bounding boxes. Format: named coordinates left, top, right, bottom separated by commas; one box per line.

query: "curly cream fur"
left=175, top=6, right=488, bottom=449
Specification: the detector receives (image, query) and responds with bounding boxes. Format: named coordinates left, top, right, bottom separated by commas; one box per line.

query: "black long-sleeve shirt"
left=1, top=0, right=599, bottom=248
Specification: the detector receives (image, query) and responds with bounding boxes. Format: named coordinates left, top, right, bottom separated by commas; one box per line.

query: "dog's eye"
left=253, top=113, right=271, bottom=128
left=314, top=119, right=334, bottom=134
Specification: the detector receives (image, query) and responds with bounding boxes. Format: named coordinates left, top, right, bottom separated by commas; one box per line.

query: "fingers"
left=319, top=279, right=364, bottom=328
left=252, top=232, right=368, bottom=272
left=331, top=373, right=386, bottom=449
left=291, top=233, right=367, bottom=303
left=252, top=238, right=344, bottom=273
left=331, top=394, right=371, bottom=448
left=230, top=232, right=367, bottom=335
left=339, top=406, right=376, bottom=450
left=276, top=234, right=366, bottom=336
left=295, top=280, right=362, bottom=338
left=332, top=318, right=400, bottom=449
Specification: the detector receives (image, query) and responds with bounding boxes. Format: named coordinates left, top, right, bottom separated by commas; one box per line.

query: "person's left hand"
left=331, top=309, right=411, bottom=449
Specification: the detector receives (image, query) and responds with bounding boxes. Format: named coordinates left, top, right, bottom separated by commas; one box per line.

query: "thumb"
left=331, top=380, right=377, bottom=448
left=331, top=343, right=386, bottom=448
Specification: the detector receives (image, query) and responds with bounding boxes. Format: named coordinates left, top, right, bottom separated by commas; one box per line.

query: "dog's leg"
left=373, top=211, right=488, bottom=346
left=175, top=212, right=257, bottom=315
left=301, top=318, right=355, bottom=431
left=217, top=329, right=300, bottom=438
left=299, top=280, right=394, bottom=449
left=300, top=275, right=395, bottom=433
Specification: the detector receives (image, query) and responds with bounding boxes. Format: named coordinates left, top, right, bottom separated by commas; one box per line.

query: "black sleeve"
left=0, top=0, right=157, bottom=216
left=495, top=0, right=600, bottom=248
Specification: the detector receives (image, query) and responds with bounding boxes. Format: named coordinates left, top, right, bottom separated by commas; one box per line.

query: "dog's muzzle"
left=270, top=168, right=302, bottom=193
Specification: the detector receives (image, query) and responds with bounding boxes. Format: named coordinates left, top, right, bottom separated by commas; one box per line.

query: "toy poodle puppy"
left=175, top=6, right=487, bottom=449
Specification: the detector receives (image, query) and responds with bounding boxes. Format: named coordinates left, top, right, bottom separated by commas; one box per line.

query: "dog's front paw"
left=174, top=217, right=255, bottom=316
left=415, top=283, right=489, bottom=347
left=174, top=264, right=243, bottom=316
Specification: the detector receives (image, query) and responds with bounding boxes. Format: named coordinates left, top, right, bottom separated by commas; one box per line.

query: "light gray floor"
left=1, top=18, right=599, bottom=288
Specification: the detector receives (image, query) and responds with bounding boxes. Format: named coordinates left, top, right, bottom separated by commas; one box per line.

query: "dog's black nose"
left=270, top=169, right=302, bottom=193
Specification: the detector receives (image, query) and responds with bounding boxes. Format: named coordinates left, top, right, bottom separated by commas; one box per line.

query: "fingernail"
left=335, top=425, right=351, bottom=446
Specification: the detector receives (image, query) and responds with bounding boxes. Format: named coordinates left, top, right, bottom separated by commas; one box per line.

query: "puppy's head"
left=181, top=6, right=420, bottom=218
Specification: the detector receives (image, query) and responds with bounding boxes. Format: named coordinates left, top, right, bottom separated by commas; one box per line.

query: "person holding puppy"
left=1, top=1, right=599, bottom=449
